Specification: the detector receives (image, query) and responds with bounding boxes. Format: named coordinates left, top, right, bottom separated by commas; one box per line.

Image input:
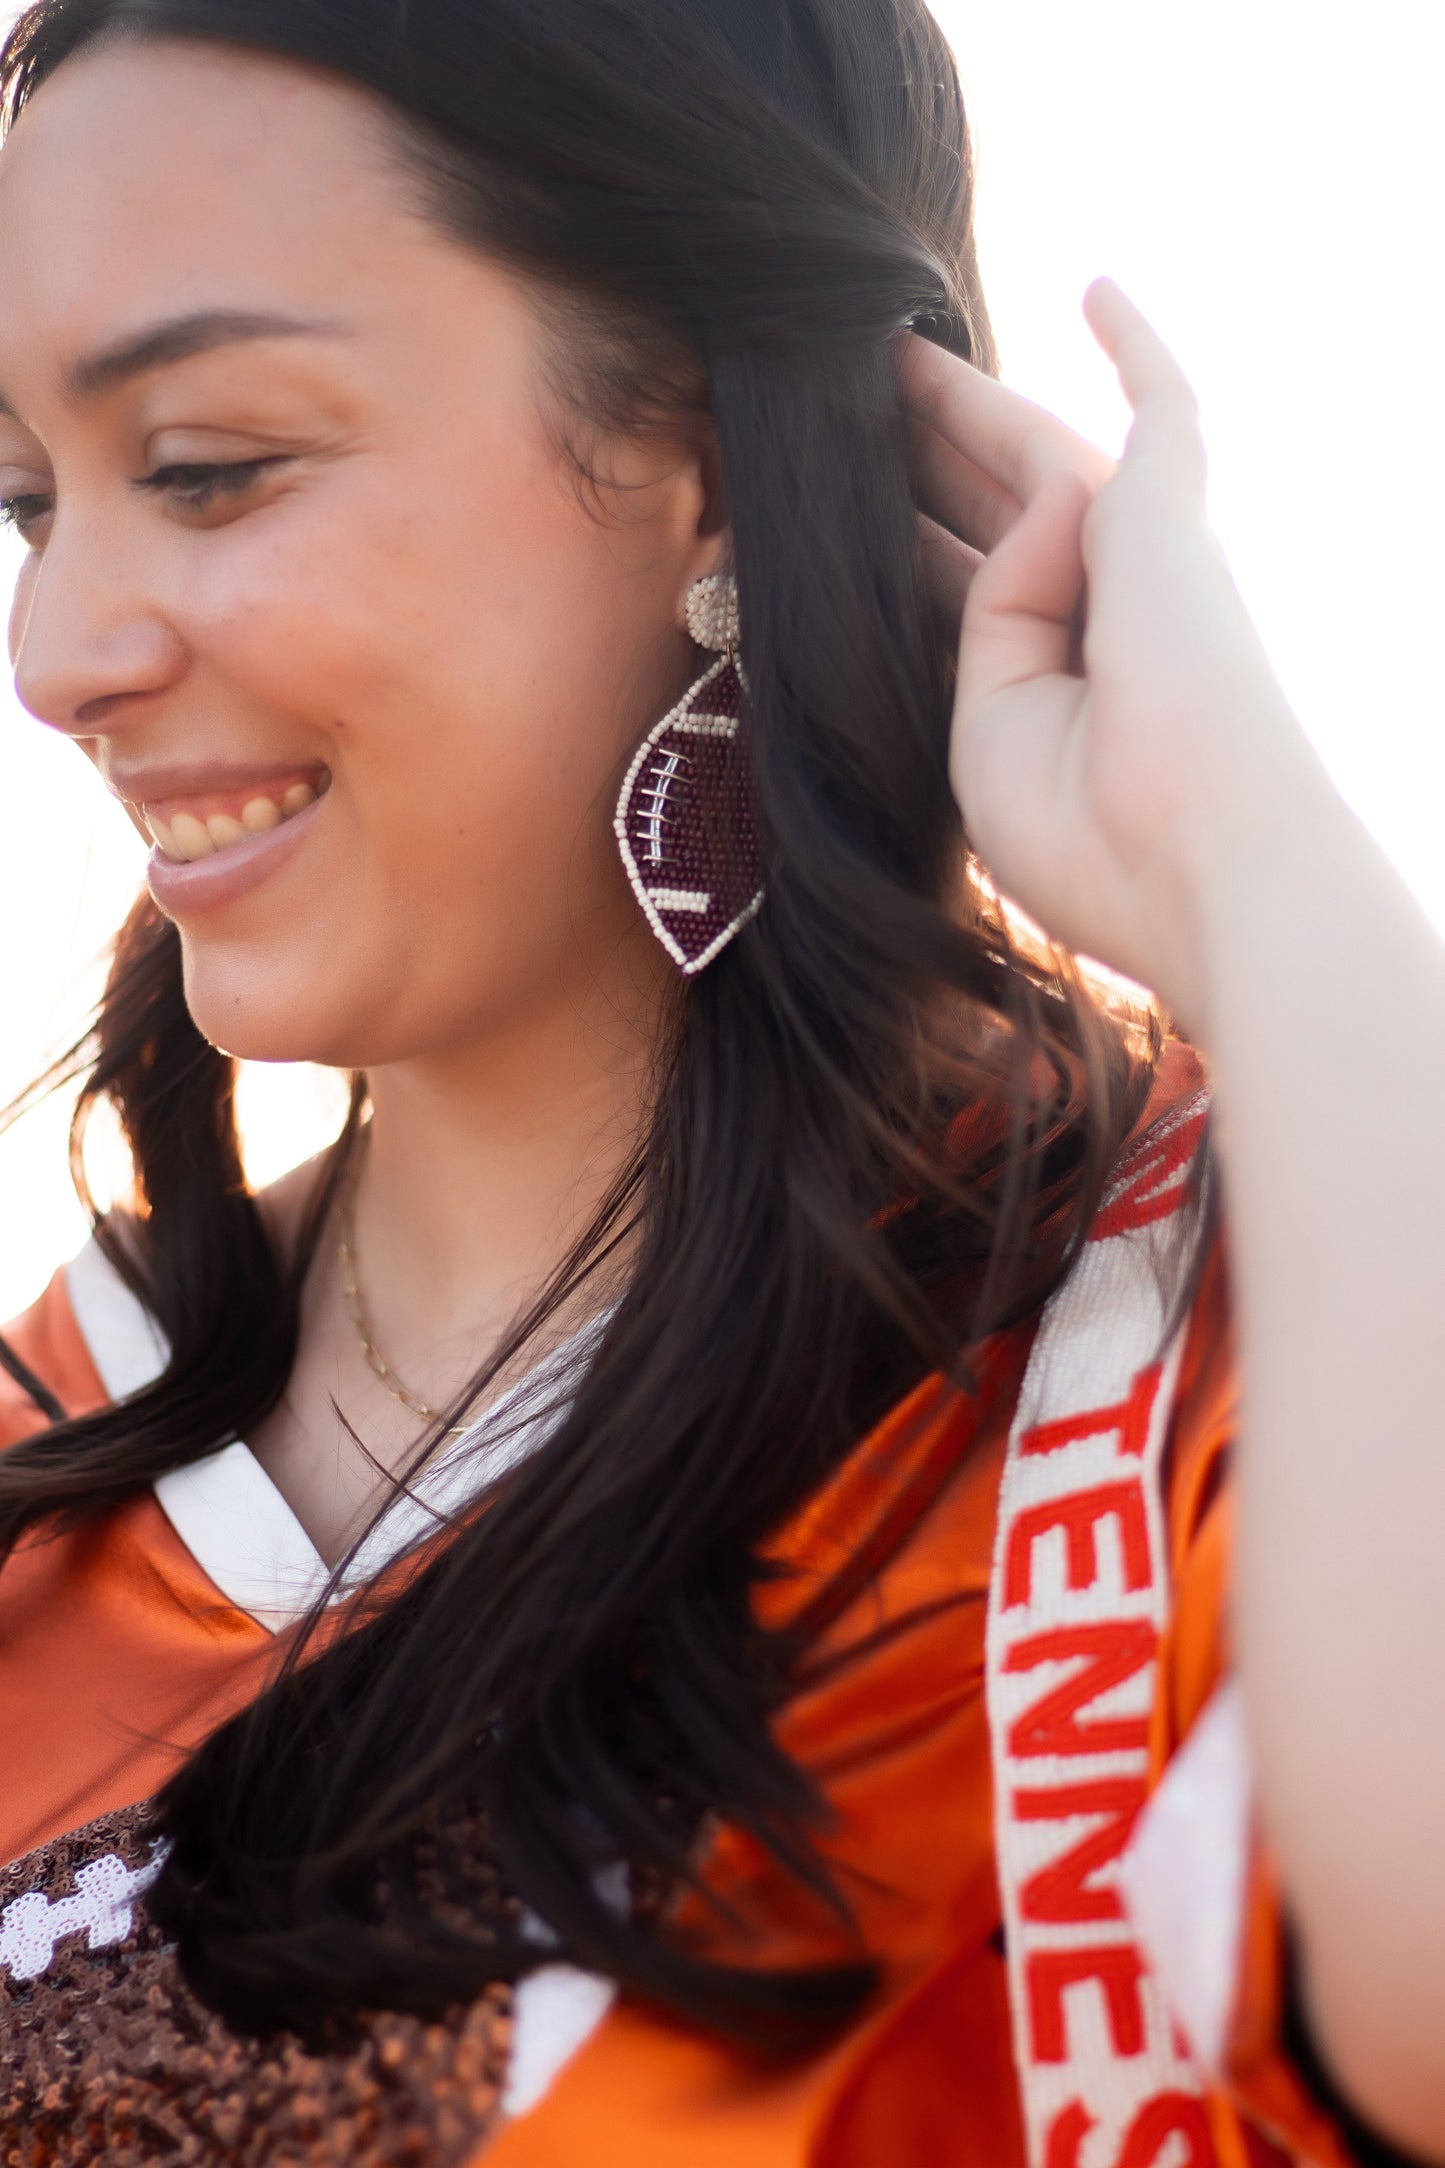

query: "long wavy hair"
left=0, top=0, right=1157, bottom=2038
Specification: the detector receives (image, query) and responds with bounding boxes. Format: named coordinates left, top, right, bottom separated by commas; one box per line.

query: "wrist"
left=1181, top=758, right=1442, bottom=1069
left=1161, top=735, right=1357, bottom=1047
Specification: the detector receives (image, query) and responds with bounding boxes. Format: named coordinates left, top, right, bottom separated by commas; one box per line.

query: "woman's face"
left=0, top=38, right=719, bottom=1065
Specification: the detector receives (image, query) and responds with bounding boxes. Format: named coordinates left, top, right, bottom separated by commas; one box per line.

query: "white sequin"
left=0, top=1847, right=167, bottom=1982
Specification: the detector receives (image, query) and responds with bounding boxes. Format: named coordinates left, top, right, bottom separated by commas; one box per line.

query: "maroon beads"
left=613, top=652, right=764, bottom=976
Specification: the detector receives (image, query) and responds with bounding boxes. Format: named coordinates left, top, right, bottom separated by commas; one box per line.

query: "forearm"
left=907, top=269, right=1445, bottom=2146
left=1192, top=774, right=1445, bottom=2157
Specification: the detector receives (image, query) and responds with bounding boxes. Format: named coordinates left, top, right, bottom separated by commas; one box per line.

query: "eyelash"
left=133, top=456, right=286, bottom=509
left=0, top=457, right=286, bottom=541
left=0, top=494, right=50, bottom=541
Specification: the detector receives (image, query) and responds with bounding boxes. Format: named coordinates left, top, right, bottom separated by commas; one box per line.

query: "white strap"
left=985, top=1093, right=1219, bottom=2168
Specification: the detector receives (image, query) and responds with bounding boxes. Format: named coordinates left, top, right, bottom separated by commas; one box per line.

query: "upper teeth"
left=147, top=778, right=325, bottom=862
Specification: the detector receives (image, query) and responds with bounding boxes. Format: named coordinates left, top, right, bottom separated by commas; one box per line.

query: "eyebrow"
left=66, top=307, right=349, bottom=401
left=0, top=308, right=348, bottom=418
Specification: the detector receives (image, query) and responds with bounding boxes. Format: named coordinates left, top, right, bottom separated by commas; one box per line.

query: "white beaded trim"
left=645, top=888, right=712, bottom=913
left=672, top=713, right=739, bottom=738
left=684, top=574, right=740, bottom=654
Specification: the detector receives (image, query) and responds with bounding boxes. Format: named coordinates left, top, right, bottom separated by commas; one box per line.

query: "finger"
left=1082, top=278, right=1207, bottom=500
left=956, top=467, right=1092, bottom=712
left=917, top=510, right=984, bottom=625
left=906, top=410, right=1022, bottom=555
left=896, top=330, right=1116, bottom=504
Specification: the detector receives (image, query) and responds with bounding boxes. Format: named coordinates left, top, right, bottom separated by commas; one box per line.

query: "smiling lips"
left=139, top=768, right=332, bottom=862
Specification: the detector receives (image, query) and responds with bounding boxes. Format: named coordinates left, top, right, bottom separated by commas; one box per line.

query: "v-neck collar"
left=64, top=1238, right=605, bottom=1634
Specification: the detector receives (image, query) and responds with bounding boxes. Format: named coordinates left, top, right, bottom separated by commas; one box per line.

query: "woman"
left=0, top=0, right=1439, bottom=2160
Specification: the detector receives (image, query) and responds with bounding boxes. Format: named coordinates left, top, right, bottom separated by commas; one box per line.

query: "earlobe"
left=673, top=539, right=731, bottom=636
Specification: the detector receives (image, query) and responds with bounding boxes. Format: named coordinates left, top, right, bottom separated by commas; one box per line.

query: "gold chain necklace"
left=338, top=1152, right=466, bottom=1430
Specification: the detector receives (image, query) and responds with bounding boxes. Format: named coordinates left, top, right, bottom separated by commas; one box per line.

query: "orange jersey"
left=0, top=1061, right=1371, bottom=2166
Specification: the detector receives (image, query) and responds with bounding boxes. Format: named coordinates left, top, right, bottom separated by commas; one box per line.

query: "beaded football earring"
left=614, top=573, right=764, bottom=976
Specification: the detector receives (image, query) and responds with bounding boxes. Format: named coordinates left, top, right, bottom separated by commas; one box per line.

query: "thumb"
left=956, top=467, right=1092, bottom=713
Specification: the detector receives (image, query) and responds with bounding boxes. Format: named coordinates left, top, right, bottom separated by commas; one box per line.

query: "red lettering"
left=1045, top=2102, right=1094, bottom=2168
left=1015, top=1777, right=1147, bottom=1924
left=1005, top=1479, right=1152, bottom=1608
left=1118, top=2094, right=1216, bottom=2168
left=1006, top=1621, right=1157, bottom=1758
left=1028, top=1943, right=1147, bottom=2062
left=1090, top=1105, right=1208, bottom=1242
left=1044, top=2094, right=1219, bottom=2168
left=1021, top=1364, right=1162, bottom=1463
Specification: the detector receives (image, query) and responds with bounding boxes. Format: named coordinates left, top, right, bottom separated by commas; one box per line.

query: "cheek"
left=170, top=454, right=683, bottom=1058
left=187, top=447, right=664, bottom=783
left=356, top=514, right=673, bottom=940
left=382, top=483, right=660, bottom=768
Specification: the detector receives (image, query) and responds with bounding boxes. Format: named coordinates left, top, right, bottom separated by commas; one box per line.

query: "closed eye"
left=0, top=456, right=292, bottom=547
left=133, top=457, right=289, bottom=512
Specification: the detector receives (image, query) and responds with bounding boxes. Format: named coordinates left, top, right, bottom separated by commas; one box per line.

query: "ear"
left=671, top=418, right=732, bottom=635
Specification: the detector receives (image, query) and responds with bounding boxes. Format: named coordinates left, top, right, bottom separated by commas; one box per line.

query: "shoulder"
left=0, top=1261, right=110, bottom=1446
left=0, top=1223, right=176, bottom=1447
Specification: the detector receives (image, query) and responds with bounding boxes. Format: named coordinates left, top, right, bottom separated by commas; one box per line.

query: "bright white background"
left=1, top=0, right=1441, bottom=1316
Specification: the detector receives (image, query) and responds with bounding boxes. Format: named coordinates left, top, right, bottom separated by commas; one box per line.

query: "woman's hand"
left=900, top=280, right=1328, bottom=1037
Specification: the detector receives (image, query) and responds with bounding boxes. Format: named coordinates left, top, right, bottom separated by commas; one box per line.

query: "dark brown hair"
left=0, top=0, right=1156, bottom=2039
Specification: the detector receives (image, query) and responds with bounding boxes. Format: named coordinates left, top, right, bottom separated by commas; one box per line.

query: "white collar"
left=65, top=1237, right=602, bottom=1634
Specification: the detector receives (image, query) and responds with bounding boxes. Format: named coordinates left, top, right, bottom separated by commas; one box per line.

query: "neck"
left=350, top=947, right=670, bottom=1394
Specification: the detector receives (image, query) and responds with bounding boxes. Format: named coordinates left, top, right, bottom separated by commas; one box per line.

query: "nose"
left=8, top=512, right=187, bottom=734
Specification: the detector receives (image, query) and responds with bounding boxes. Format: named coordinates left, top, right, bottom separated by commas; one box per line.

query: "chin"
left=179, top=948, right=376, bottom=1069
